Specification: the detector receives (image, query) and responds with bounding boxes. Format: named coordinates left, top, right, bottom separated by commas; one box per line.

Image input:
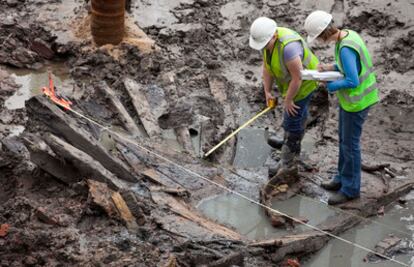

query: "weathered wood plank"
left=24, top=136, right=82, bottom=185
left=150, top=186, right=189, bottom=198
left=142, top=168, right=185, bottom=190
left=26, top=96, right=136, bottom=182
left=124, top=78, right=162, bottom=138
left=151, top=191, right=242, bottom=240
left=43, top=133, right=128, bottom=190
left=120, top=191, right=147, bottom=226
left=116, top=142, right=146, bottom=177
left=87, top=180, right=119, bottom=217
left=112, top=191, right=139, bottom=231
left=98, top=82, right=144, bottom=138
left=87, top=180, right=139, bottom=231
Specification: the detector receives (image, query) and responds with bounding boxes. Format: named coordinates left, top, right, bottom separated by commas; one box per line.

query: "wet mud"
left=0, top=0, right=414, bottom=266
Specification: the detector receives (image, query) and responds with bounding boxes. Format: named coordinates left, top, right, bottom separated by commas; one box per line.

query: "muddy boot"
left=267, top=135, right=284, bottom=149
left=275, top=132, right=303, bottom=179
left=321, top=179, right=341, bottom=191
left=268, top=161, right=282, bottom=178
left=328, top=192, right=358, bottom=205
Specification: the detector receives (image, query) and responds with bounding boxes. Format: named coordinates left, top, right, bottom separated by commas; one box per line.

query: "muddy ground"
left=1, top=0, right=414, bottom=266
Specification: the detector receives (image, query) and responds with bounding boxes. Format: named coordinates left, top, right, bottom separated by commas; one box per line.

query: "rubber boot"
left=275, top=132, right=303, bottom=178
left=267, top=135, right=284, bottom=149
left=268, top=161, right=282, bottom=178
left=267, top=132, right=287, bottom=178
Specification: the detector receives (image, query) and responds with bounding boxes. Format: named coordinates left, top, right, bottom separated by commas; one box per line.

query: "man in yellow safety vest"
left=249, top=17, right=319, bottom=178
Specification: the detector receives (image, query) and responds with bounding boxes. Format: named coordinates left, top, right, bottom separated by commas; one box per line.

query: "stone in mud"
left=244, top=70, right=254, bottom=80
left=365, top=236, right=402, bottom=262
left=6, top=0, right=18, bottom=7
left=29, top=38, right=55, bottom=59
left=35, top=207, right=59, bottom=225
left=11, top=48, right=40, bottom=67
left=2, top=16, right=16, bottom=26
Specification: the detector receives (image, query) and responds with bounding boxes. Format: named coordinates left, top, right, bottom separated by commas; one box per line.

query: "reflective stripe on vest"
left=338, top=82, right=377, bottom=103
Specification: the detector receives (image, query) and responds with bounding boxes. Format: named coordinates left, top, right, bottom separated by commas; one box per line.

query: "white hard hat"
left=304, top=10, right=333, bottom=43
left=249, top=17, right=277, bottom=50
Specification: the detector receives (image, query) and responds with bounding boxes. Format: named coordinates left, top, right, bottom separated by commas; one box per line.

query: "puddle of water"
left=271, top=195, right=337, bottom=232
left=304, top=191, right=414, bottom=267
left=4, top=64, right=70, bottom=110
left=232, top=127, right=316, bottom=169
left=198, top=194, right=338, bottom=240
left=131, top=0, right=194, bottom=28
left=198, top=193, right=288, bottom=240
left=233, top=128, right=272, bottom=169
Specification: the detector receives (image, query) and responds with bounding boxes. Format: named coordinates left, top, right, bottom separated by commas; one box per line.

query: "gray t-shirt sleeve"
left=283, top=41, right=304, bottom=62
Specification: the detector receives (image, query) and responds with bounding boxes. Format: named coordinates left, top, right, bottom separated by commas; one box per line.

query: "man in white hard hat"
left=304, top=11, right=379, bottom=205
left=249, top=17, right=319, bottom=178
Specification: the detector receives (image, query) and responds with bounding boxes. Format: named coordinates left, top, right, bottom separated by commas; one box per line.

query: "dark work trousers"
left=282, top=93, right=313, bottom=134
left=333, top=106, right=370, bottom=198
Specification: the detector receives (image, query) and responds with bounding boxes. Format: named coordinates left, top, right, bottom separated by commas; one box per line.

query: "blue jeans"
left=282, top=93, right=313, bottom=135
left=334, top=106, right=370, bottom=198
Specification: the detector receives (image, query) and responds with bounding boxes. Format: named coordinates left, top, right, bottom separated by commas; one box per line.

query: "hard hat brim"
left=307, top=34, right=318, bottom=43
left=249, top=34, right=273, bottom=50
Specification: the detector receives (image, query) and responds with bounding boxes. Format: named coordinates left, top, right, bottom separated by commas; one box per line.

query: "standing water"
left=198, top=193, right=338, bottom=240
left=198, top=126, right=414, bottom=265
left=304, top=191, right=414, bottom=267
left=4, top=64, right=70, bottom=110
left=233, top=128, right=272, bottom=169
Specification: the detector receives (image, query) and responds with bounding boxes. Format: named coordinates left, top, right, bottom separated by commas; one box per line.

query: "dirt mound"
left=0, top=23, right=58, bottom=69
left=386, top=30, right=414, bottom=73
left=345, top=9, right=405, bottom=37
left=363, top=90, right=414, bottom=162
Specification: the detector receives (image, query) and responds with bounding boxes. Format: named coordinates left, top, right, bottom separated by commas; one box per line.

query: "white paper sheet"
left=301, top=69, right=344, bottom=81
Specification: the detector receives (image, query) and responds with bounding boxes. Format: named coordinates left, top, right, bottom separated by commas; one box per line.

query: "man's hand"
left=284, top=98, right=299, bottom=116
left=263, top=65, right=275, bottom=108
left=318, top=64, right=335, bottom=72
left=265, top=91, right=275, bottom=107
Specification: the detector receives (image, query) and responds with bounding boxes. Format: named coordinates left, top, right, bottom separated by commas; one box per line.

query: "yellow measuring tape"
left=204, top=99, right=276, bottom=157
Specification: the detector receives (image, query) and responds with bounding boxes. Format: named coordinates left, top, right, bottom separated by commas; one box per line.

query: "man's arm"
left=263, top=64, right=275, bottom=106
left=284, top=56, right=303, bottom=116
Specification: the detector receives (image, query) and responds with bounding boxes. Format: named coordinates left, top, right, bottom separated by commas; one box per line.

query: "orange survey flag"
left=42, top=72, right=72, bottom=110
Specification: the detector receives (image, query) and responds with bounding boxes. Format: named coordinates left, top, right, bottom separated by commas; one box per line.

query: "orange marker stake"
left=42, top=72, right=72, bottom=110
